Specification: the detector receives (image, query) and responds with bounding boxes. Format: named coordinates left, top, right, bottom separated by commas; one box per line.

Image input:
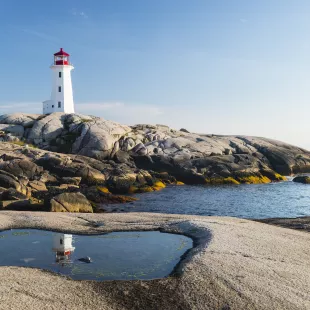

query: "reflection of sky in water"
left=0, top=230, right=192, bottom=281
left=106, top=182, right=310, bottom=219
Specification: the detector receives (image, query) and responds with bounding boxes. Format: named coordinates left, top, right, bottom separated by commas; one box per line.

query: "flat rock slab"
left=0, top=212, right=309, bottom=310
left=257, top=216, right=310, bottom=232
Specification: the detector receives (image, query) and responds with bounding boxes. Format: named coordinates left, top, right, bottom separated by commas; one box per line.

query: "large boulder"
left=71, top=117, right=131, bottom=159
left=293, top=176, right=310, bottom=184
left=0, top=114, right=42, bottom=127
left=0, top=200, right=30, bottom=210
left=233, top=136, right=310, bottom=175
left=35, top=155, right=106, bottom=185
left=0, top=159, right=43, bottom=180
left=0, top=199, right=44, bottom=211
left=0, top=170, right=30, bottom=196
left=82, top=186, right=137, bottom=204
left=1, top=188, right=28, bottom=201
left=133, top=155, right=206, bottom=184
left=31, top=186, right=79, bottom=203
left=50, top=192, right=93, bottom=213
left=23, top=113, right=131, bottom=158
left=106, top=169, right=137, bottom=194
left=28, top=113, right=65, bottom=145
left=28, top=180, right=48, bottom=191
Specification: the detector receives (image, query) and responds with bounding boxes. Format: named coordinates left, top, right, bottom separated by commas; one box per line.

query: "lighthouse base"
left=43, top=100, right=75, bottom=114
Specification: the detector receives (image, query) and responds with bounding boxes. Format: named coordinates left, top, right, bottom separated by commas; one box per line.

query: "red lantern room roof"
left=54, top=48, right=70, bottom=56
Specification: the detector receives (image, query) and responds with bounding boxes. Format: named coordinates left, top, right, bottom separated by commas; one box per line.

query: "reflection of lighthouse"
left=52, top=234, right=75, bottom=263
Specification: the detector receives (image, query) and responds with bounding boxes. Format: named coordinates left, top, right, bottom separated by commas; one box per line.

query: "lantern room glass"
left=54, top=55, right=69, bottom=65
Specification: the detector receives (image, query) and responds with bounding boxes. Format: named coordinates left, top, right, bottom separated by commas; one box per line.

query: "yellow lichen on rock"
left=222, top=177, right=240, bottom=185
left=111, top=195, right=138, bottom=203
left=236, top=175, right=271, bottom=184
left=128, top=186, right=154, bottom=193
left=205, top=175, right=272, bottom=185
left=129, top=183, right=165, bottom=193
left=274, top=173, right=287, bottom=181
left=128, top=186, right=139, bottom=194
left=205, top=177, right=240, bottom=185
left=139, top=186, right=154, bottom=193
left=261, top=169, right=287, bottom=182
left=152, top=181, right=166, bottom=191
left=97, top=186, right=110, bottom=194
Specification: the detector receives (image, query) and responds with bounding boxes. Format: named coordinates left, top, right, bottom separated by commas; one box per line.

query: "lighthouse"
left=43, top=48, right=75, bottom=114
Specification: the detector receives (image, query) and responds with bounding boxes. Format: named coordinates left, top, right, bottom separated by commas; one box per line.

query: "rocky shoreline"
left=256, top=216, right=310, bottom=232
left=1, top=112, right=310, bottom=213
left=0, top=112, right=310, bottom=308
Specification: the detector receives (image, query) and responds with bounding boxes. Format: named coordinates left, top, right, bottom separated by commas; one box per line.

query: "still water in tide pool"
left=0, top=230, right=192, bottom=281
left=105, top=181, right=310, bottom=219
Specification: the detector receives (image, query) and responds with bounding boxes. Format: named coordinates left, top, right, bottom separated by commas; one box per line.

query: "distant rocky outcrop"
left=0, top=112, right=309, bottom=212
left=292, top=176, right=310, bottom=184
left=1, top=112, right=309, bottom=177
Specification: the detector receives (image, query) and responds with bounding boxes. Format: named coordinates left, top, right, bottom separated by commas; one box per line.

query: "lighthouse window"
left=60, top=239, right=63, bottom=245
left=59, top=72, right=61, bottom=78
left=58, top=86, right=61, bottom=92
left=58, top=102, right=61, bottom=108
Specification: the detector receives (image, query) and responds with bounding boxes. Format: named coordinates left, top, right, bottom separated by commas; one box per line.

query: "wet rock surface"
left=77, top=256, right=92, bottom=263
left=292, top=175, right=310, bottom=184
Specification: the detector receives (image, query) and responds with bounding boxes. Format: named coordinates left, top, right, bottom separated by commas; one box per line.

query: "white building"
left=43, top=48, right=75, bottom=114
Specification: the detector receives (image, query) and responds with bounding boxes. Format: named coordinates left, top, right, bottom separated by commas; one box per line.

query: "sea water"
left=104, top=181, right=310, bottom=219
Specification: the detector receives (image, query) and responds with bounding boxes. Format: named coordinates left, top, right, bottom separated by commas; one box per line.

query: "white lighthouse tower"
left=43, top=48, right=75, bottom=114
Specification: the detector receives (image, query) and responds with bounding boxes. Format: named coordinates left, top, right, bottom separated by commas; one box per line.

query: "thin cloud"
left=0, top=102, right=40, bottom=114
left=71, top=8, right=89, bottom=19
left=76, top=102, right=124, bottom=111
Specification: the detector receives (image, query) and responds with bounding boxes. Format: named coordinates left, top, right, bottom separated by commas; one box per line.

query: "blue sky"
left=1, top=1, right=310, bottom=148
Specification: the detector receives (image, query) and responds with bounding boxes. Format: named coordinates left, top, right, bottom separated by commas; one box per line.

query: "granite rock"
left=50, top=192, right=93, bottom=213
left=1, top=112, right=310, bottom=188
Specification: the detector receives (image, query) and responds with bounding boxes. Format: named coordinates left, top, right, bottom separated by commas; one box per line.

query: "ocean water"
left=0, top=229, right=192, bottom=281
left=104, top=180, right=310, bottom=219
